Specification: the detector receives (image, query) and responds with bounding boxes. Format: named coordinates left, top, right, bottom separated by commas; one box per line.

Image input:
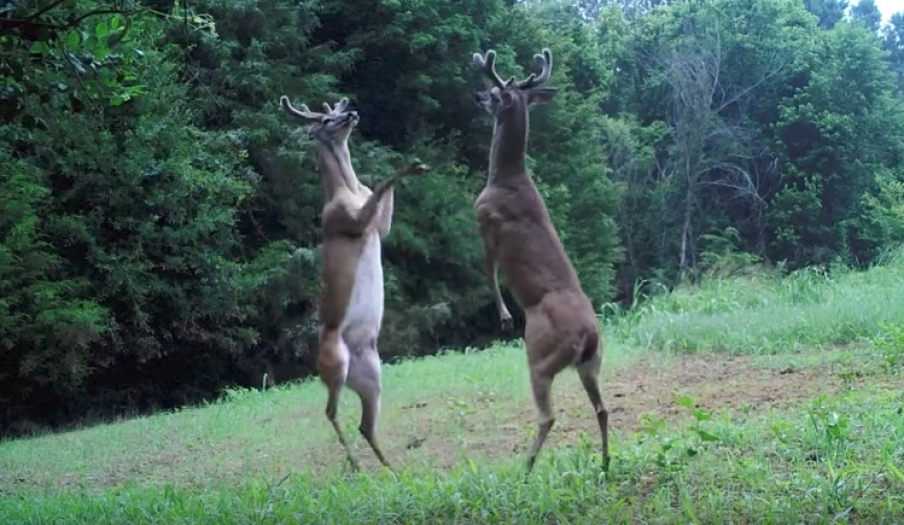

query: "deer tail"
left=577, top=330, right=600, bottom=365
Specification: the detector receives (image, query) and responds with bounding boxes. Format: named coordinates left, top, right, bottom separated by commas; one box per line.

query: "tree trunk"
left=679, top=192, right=693, bottom=283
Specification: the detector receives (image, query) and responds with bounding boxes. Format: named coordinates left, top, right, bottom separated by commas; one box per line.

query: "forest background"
left=2, top=0, right=903, bottom=435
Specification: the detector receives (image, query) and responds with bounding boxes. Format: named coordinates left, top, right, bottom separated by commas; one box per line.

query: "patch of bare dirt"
left=603, top=354, right=831, bottom=433
left=363, top=352, right=896, bottom=470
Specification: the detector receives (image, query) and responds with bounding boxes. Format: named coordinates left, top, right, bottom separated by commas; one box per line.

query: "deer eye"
left=322, top=117, right=333, bottom=125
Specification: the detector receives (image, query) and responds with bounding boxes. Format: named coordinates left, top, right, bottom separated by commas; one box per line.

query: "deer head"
left=279, top=96, right=359, bottom=144
left=473, top=48, right=557, bottom=120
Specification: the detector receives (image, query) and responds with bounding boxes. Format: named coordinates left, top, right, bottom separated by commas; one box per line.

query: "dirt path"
left=382, top=351, right=887, bottom=468
left=605, top=353, right=839, bottom=432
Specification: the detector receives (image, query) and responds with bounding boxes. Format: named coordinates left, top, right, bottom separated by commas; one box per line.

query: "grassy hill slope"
left=2, top=255, right=904, bottom=524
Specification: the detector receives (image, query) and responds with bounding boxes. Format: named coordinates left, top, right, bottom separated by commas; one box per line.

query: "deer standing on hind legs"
left=471, top=48, right=610, bottom=473
left=278, top=95, right=424, bottom=472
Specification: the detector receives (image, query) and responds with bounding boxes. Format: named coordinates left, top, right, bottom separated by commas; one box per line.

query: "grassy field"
left=2, top=255, right=904, bottom=524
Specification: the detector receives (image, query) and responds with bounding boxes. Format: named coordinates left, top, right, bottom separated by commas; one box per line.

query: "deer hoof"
left=501, top=315, right=514, bottom=332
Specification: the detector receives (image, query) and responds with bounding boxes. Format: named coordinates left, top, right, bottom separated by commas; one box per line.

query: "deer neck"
left=316, top=140, right=359, bottom=199
left=488, top=108, right=528, bottom=184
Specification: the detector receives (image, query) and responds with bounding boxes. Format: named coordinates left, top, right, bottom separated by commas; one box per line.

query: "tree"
left=658, top=29, right=784, bottom=279
left=769, top=21, right=904, bottom=265
left=611, top=0, right=812, bottom=285
left=801, top=0, right=849, bottom=29
left=882, top=13, right=904, bottom=90
left=851, top=0, right=882, bottom=33
left=0, top=2, right=288, bottom=431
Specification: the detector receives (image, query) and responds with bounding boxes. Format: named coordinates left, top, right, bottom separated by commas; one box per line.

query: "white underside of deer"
left=472, top=48, right=610, bottom=473
left=343, top=233, right=384, bottom=340
left=339, top=231, right=385, bottom=392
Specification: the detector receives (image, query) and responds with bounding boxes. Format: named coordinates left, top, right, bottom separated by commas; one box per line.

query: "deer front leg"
left=479, top=227, right=513, bottom=332
left=329, top=178, right=397, bottom=238
left=376, top=185, right=394, bottom=239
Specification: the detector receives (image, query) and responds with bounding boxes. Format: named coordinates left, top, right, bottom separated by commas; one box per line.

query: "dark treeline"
left=1, top=0, right=903, bottom=435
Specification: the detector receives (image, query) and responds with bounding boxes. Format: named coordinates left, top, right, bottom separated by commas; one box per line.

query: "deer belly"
left=340, top=233, right=384, bottom=341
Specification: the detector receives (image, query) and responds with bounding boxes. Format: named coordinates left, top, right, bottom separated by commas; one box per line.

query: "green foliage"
left=862, top=169, right=904, bottom=248
left=851, top=0, right=882, bottom=33
left=698, top=227, right=762, bottom=277
left=0, top=4, right=289, bottom=427
left=0, top=147, right=113, bottom=406
left=883, top=13, right=904, bottom=90
left=869, top=321, right=904, bottom=372
left=802, top=0, right=849, bottom=29
left=769, top=20, right=904, bottom=265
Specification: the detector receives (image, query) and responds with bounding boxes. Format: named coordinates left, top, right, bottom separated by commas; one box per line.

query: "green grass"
left=606, top=250, right=904, bottom=354
left=1, top=378, right=902, bottom=524
left=0, top=341, right=642, bottom=492
left=2, top=255, right=904, bottom=524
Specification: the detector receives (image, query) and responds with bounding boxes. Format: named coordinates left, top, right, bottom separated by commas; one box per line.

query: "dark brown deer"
left=279, top=95, right=424, bottom=471
left=471, top=48, right=610, bottom=472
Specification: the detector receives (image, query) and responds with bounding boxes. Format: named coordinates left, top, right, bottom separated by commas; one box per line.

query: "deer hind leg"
left=524, top=310, right=576, bottom=472
left=526, top=368, right=556, bottom=473
left=346, top=340, right=393, bottom=470
left=576, top=348, right=610, bottom=472
left=318, top=329, right=359, bottom=471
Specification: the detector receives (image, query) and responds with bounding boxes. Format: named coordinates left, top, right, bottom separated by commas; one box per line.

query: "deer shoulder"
left=321, top=195, right=370, bottom=238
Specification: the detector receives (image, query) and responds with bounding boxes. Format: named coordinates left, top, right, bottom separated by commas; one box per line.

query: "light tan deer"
left=471, top=48, right=610, bottom=472
left=278, top=95, right=423, bottom=471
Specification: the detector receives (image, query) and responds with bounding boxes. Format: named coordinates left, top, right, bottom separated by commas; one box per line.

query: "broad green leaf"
left=93, top=44, right=110, bottom=62
left=28, top=41, right=49, bottom=55
left=694, top=429, right=720, bottom=442
left=674, top=396, right=700, bottom=409
left=95, top=21, right=108, bottom=38
left=67, top=30, right=80, bottom=49
left=691, top=409, right=712, bottom=421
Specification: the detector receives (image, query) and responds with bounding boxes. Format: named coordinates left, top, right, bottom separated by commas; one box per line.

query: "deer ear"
left=527, top=88, right=557, bottom=106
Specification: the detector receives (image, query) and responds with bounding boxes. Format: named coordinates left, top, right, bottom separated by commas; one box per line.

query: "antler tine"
left=332, top=97, right=349, bottom=114
left=473, top=49, right=507, bottom=89
left=516, top=48, right=553, bottom=90
left=280, top=95, right=325, bottom=121
left=316, top=98, right=350, bottom=116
